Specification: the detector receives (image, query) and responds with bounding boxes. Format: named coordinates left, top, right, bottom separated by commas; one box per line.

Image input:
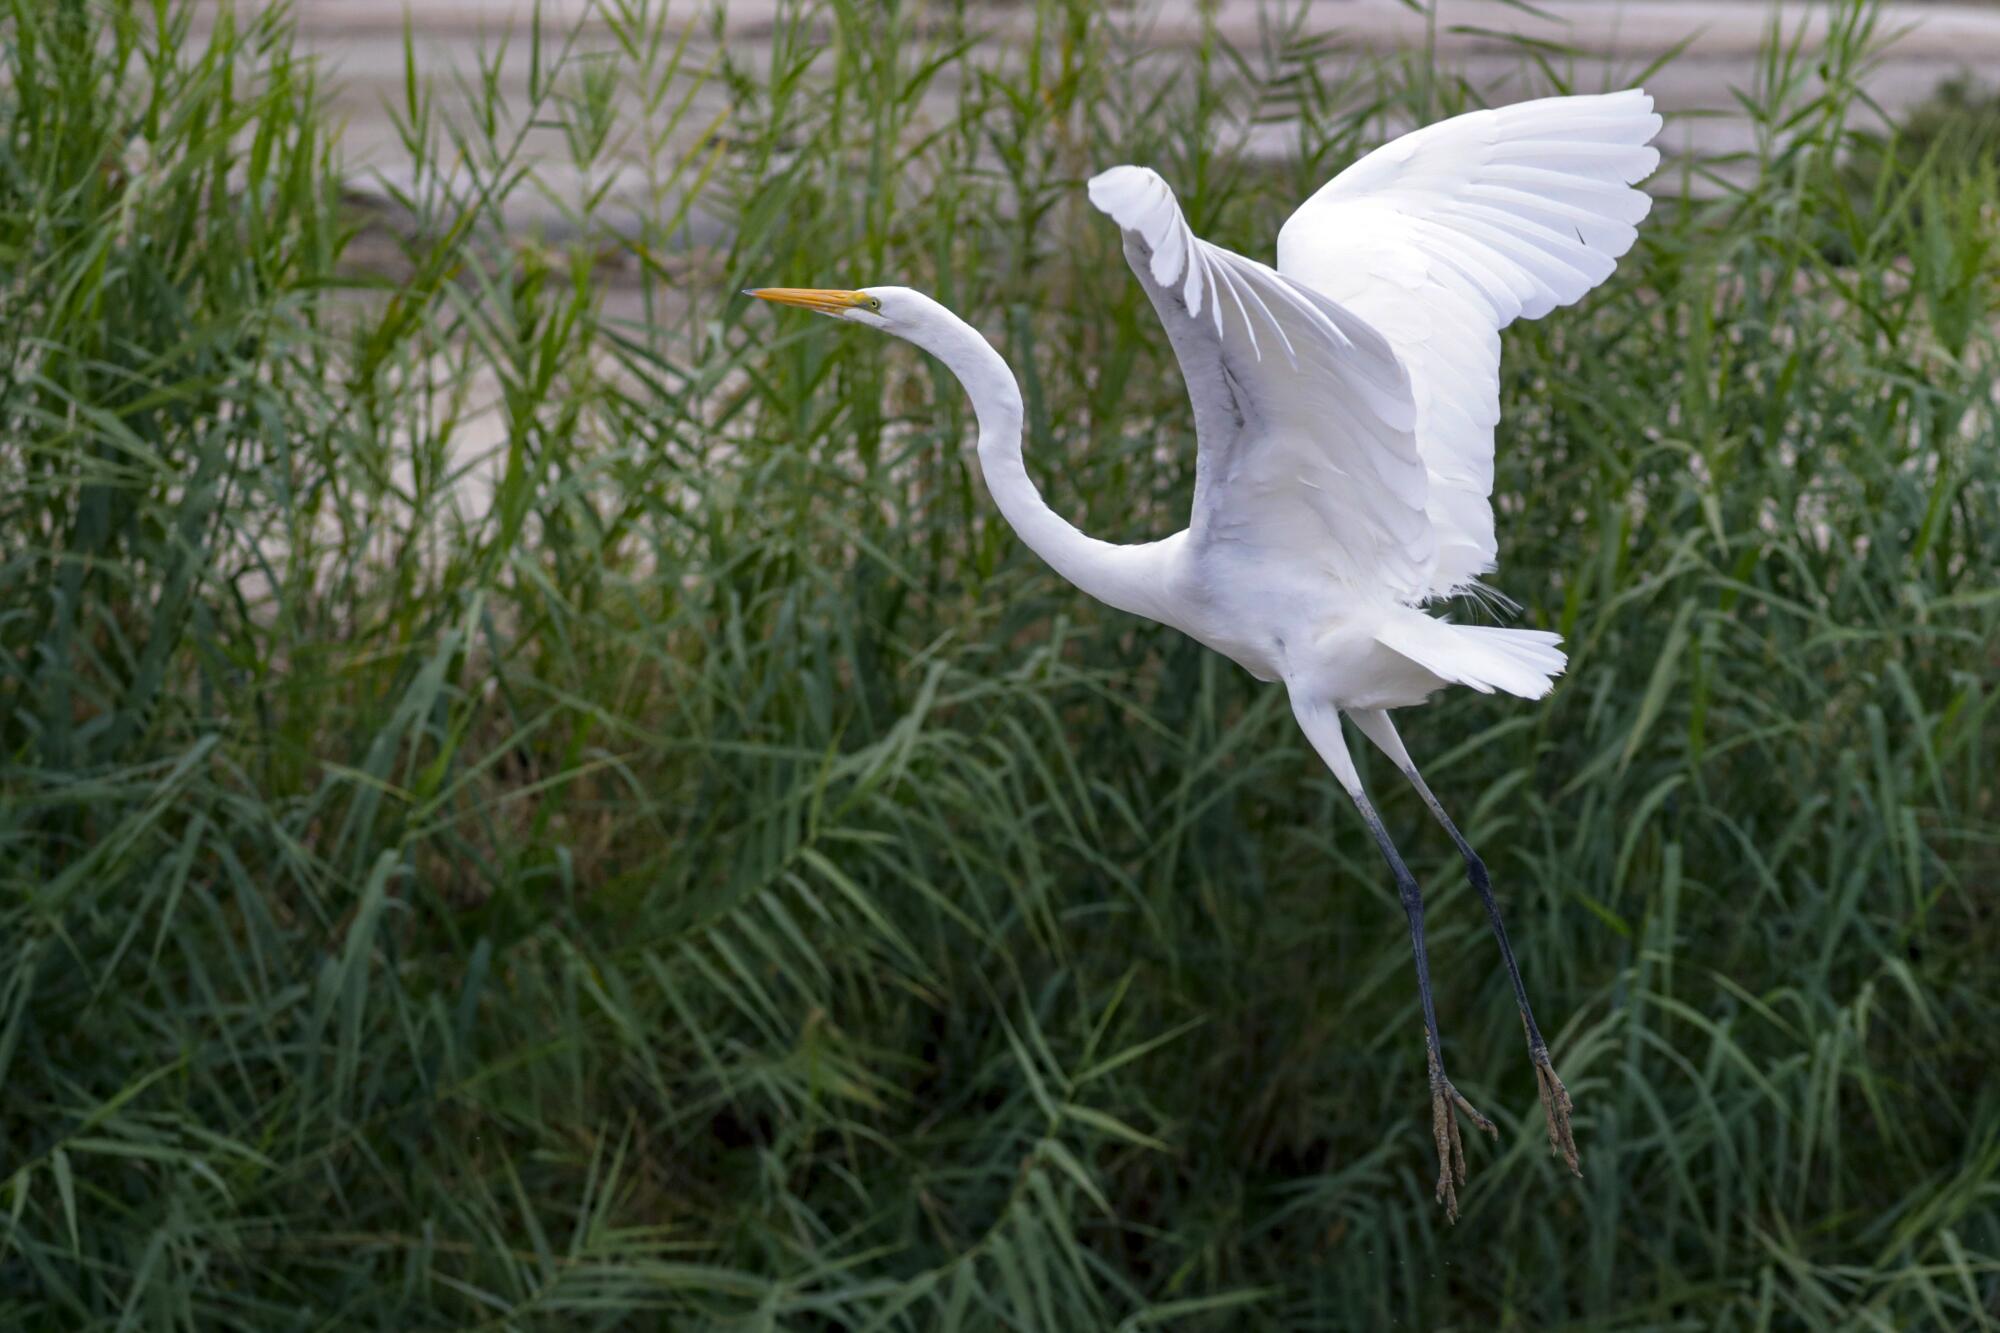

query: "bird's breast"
left=1164, top=548, right=1447, bottom=705
left=1163, top=546, right=1329, bottom=683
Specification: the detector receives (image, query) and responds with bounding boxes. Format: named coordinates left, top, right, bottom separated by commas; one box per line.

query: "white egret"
left=751, top=89, right=1662, bottom=1220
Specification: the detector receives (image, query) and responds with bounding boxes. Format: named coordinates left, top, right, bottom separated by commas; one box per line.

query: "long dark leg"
left=1350, top=788, right=1497, bottom=1222
left=1404, top=767, right=1577, bottom=1175
left=1349, top=708, right=1580, bottom=1177
left=1288, top=694, right=1497, bottom=1220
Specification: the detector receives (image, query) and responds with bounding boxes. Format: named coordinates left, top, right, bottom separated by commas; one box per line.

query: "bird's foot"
left=1427, top=1047, right=1496, bottom=1224
left=1531, top=1043, right=1581, bottom=1177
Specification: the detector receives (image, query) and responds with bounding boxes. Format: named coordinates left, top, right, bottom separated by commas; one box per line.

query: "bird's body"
left=751, top=88, right=1664, bottom=1221
left=1150, top=536, right=1454, bottom=707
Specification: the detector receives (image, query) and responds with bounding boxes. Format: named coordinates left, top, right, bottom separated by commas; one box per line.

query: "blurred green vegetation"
left=2, top=0, right=1997, bottom=1327
left=1837, top=74, right=2000, bottom=263
left=1850, top=74, right=2000, bottom=183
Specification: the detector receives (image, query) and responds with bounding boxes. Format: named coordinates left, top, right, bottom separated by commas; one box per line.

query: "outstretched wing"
left=1277, top=90, right=1663, bottom=598
left=1087, top=166, right=1431, bottom=598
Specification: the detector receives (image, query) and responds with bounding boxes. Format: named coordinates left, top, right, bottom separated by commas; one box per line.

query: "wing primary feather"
left=1478, top=164, right=1654, bottom=216
left=1459, top=185, right=1638, bottom=250
left=1154, top=218, right=1187, bottom=289
left=1184, top=237, right=1207, bottom=317
left=1211, top=259, right=1262, bottom=360
left=1227, top=262, right=1300, bottom=368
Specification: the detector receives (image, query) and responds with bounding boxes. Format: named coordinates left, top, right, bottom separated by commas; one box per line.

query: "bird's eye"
left=865, top=296, right=882, bottom=311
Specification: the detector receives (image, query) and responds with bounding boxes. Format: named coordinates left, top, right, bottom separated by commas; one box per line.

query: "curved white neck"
left=904, top=306, right=1170, bottom=621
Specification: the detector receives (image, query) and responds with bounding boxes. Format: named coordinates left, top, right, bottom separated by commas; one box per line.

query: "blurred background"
left=2, top=0, right=1997, bottom=1327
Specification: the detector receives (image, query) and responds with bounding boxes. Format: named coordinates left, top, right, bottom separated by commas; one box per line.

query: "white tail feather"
left=1375, top=614, right=1567, bottom=700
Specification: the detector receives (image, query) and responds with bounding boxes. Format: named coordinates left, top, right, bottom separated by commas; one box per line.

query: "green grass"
left=2, top=0, right=1997, bottom=1326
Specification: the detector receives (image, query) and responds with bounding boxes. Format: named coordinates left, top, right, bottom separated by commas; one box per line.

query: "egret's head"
left=745, top=284, right=1005, bottom=400
left=744, top=285, right=933, bottom=337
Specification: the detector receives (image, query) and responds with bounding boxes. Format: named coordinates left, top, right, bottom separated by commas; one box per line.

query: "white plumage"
left=750, top=88, right=1664, bottom=1222
left=1278, top=90, right=1662, bottom=596
left=1088, top=89, right=1660, bottom=632
left=1086, top=164, right=1433, bottom=599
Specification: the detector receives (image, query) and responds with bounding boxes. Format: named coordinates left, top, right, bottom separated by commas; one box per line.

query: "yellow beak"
left=745, top=287, right=870, bottom=314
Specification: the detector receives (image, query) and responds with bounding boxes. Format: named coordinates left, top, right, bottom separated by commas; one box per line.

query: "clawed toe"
left=1532, top=1046, right=1580, bottom=1177
left=1427, top=1049, right=1497, bottom=1223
